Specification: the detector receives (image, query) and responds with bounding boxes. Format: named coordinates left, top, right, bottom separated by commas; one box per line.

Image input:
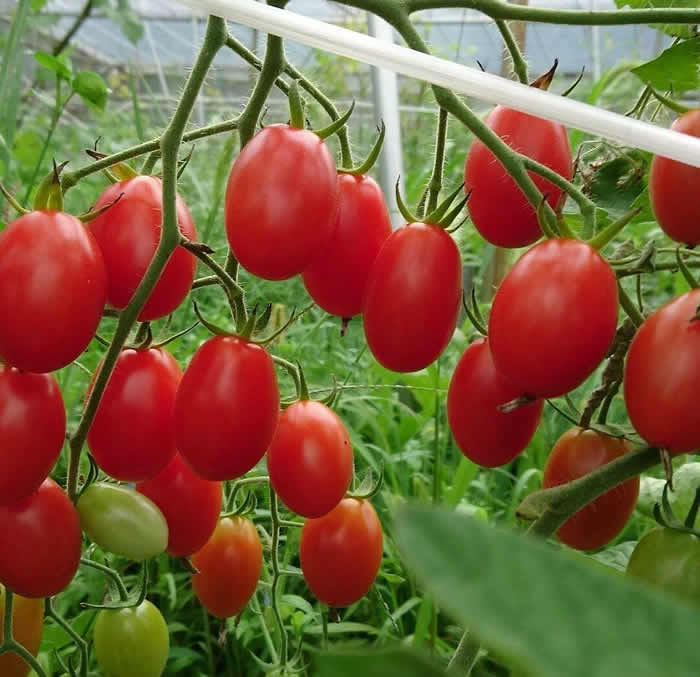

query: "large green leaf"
left=616, top=0, right=700, bottom=37
left=631, top=38, right=700, bottom=92
left=72, top=71, right=109, bottom=110
left=394, top=503, right=700, bottom=677
left=34, top=49, right=72, bottom=80
left=316, top=648, right=445, bottom=677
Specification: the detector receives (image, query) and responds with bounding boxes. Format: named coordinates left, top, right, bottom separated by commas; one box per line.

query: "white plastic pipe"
left=175, top=0, right=700, bottom=168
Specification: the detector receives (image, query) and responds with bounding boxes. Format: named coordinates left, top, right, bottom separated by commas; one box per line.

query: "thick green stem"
left=65, top=16, right=227, bottom=501
left=268, top=486, right=288, bottom=669
left=495, top=18, right=528, bottom=83
left=425, top=108, right=449, bottom=215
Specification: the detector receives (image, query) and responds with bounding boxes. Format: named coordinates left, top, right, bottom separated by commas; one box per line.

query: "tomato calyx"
left=497, top=394, right=539, bottom=414
left=338, top=121, right=385, bottom=176
left=586, top=205, right=643, bottom=250
left=652, top=482, right=700, bottom=538
left=395, top=178, right=467, bottom=229
left=313, top=100, right=356, bottom=140
left=529, top=59, right=558, bottom=91
left=33, top=159, right=68, bottom=211
left=81, top=558, right=149, bottom=610
left=346, top=464, right=384, bottom=500
left=84, top=149, right=139, bottom=182
left=462, top=288, right=487, bottom=336
left=78, top=191, right=124, bottom=224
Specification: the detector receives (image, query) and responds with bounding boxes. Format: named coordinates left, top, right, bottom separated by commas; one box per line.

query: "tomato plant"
left=174, top=335, right=279, bottom=481
left=89, top=175, right=197, bottom=321
left=300, top=498, right=383, bottom=607
left=0, top=479, right=81, bottom=598
left=447, top=339, right=543, bottom=467
left=362, top=222, right=462, bottom=372
left=649, top=110, right=700, bottom=246
left=225, top=124, right=339, bottom=280
left=302, top=172, right=392, bottom=318
left=624, top=288, right=700, bottom=454
left=77, top=483, right=168, bottom=560
left=87, top=347, right=181, bottom=482
left=465, top=107, right=572, bottom=247
left=267, top=400, right=353, bottom=518
left=0, top=586, right=43, bottom=677
left=0, top=210, right=106, bottom=373
left=137, top=454, right=222, bottom=557
left=626, top=528, right=700, bottom=605
left=93, top=600, right=170, bottom=677
left=542, top=428, right=639, bottom=551
left=489, top=239, right=618, bottom=398
left=0, top=367, right=65, bottom=505
left=191, top=517, right=262, bottom=619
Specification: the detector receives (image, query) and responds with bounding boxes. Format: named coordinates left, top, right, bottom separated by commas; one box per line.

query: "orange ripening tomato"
left=0, top=586, right=44, bottom=677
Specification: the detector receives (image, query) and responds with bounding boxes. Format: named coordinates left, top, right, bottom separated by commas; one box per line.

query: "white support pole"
left=368, top=13, right=405, bottom=228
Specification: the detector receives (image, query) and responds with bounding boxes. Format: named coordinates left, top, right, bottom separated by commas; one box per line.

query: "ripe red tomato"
left=225, top=124, right=339, bottom=280
left=362, top=222, right=462, bottom=372
left=267, top=400, right=353, bottom=518
left=0, top=479, right=82, bottom=597
left=542, top=428, right=639, bottom=551
left=300, top=498, right=383, bottom=607
left=0, top=210, right=106, bottom=373
left=624, top=289, right=700, bottom=453
left=87, top=347, right=181, bottom=481
left=649, top=110, right=700, bottom=245
left=489, top=239, right=618, bottom=398
left=192, top=518, right=262, bottom=618
left=137, top=454, right=222, bottom=557
left=174, top=336, right=279, bottom=481
left=89, top=175, right=197, bottom=321
left=0, top=367, right=66, bottom=505
left=302, top=173, right=392, bottom=318
left=447, top=339, right=543, bottom=467
left=465, top=106, right=572, bottom=247
left=0, top=586, right=44, bottom=677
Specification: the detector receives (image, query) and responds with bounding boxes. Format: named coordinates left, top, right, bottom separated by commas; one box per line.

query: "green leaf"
left=316, top=648, right=445, bottom=677
left=72, top=71, right=108, bottom=110
left=616, top=0, right=700, bottom=37
left=586, top=153, right=649, bottom=220
left=34, top=50, right=72, bottom=80
left=105, top=0, right=144, bottom=44
left=394, top=503, right=700, bottom=677
left=631, top=38, right=700, bottom=92
left=30, top=0, right=49, bottom=11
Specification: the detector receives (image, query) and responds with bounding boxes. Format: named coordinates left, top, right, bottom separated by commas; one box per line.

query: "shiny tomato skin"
left=624, top=289, right=700, bottom=453
left=267, top=400, right=353, bottom=518
left=363, top=222, right=462, bottom=373
left=300, top=498, right=383, bottom=607
left=649, top=110, right=700, bottom=245
left=174, top=336, right=279, bottom=481
left=225, top=124, right=339, bottom=280
left=542, top=428, right=639, bottom=551
left=465, top=106, right=572, bottom=248
left=0, top=479, right=82, bottom=597
left=447, top=339, right=543, bottom=467
left=192, top=517, right=262, bottom=619
left=87, top=347, right=181, bottom=481
left=302, top=173, right=392, bottom=318
left=0, top=367, right=66, bottom=506
left=137, top=454, right=222, bottom=557
left=93, top=600, right=169, bottom=677
left=89, top=175, right=197, bottom=321
left=0, top=586, right=44, bottom=677
left=489, top=239, right=618, bottom=398
left=0, top=211, right=106, bottom=373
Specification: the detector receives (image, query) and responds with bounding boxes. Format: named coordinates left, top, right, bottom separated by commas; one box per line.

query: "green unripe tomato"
left=627, top=528, right=700, bottom=606
left=77, top=482, right=168, bottom=560
left=94, top=600, right=169, bottom=677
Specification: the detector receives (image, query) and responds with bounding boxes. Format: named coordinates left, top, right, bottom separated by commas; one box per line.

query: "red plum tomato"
left=0, top=586, right=44, bottom=677
left=89, top=175, right=197, bottom=321
left=447, top=339, right=543, bottom=467
left=192, top=518, right=262, bottom=619
left=489, top=239, right=618, bottom=398
left=0, top=479, right=82, bottom=597
left=0, top=367, right=66, bottom=505
left=0, top=211, right=106, bottom=373
left=225, top=124, right=339, bottom=280
left=624, top=289, right=700, bottom=454
left=267, top=400, right=353, bottom=518
left=174, top=336, right=280, bottom=481
left=542, top=428, right=639, bottom=551
left=465, top=106, right=572, bottom=247
left=362, top=222, right=462, bottom=372
left=300, top=498, right=383, bottom=607
left=88, top=347, right=181, bottom=481
left=302, top=173, right=392, bottom=318
left=137, top=454, right=222, bottom=557
left=649, top=110, right=700, bottom=245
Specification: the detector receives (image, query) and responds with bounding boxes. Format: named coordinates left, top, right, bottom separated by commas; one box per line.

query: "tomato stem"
left=425, top=107, right=449, bottom=215
left=287, top=79, right=306, bottom=129
left=496, top=19, right=528, bottom=84
left=339, top=120, right=385, bottom=176
left=0, top=182, right=29, bottom=215
left=268, top=487, right=289, bottom=669
left=44, top=597, right=89, bottom=676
